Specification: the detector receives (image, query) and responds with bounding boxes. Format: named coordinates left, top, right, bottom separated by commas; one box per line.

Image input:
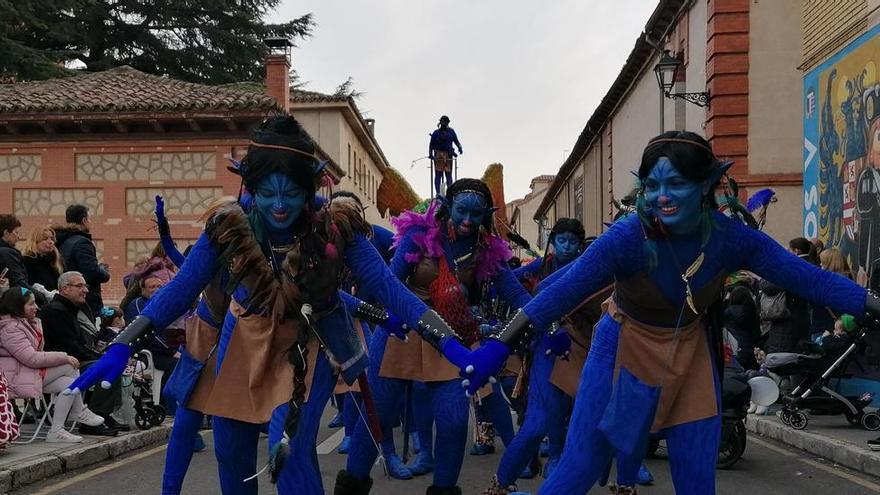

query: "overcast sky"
left=270, top=1, right=657, bottom=202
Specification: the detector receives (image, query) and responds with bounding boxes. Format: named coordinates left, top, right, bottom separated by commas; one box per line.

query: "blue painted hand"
left=64, top=344, right=132, bottom=394
left=384, top=313, right=410, bottom=341
left=457, top=339, right=509, bottom=396
left=542, top=329, right=572, bottom=359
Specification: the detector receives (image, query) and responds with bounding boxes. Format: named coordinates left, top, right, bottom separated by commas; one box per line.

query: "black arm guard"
left=416, top=309, right=460, bottom=351
left=354, top=301, right=389, bottom=326
left=493, top=309, right=533, bottom=348
left=157, top=216, right=171, bottom=238
left=110, top=315, right=156, bottom=349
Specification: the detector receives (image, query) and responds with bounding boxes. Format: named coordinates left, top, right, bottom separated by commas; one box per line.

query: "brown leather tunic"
left=379, top=256, right=476, bottom=382
left=610, top=271, right=727, bottom=432
left=549, top=285, right=614, bottom=397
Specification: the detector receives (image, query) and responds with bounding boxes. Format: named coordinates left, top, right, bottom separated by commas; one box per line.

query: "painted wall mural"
left=804, top=24, right=880, bottom=282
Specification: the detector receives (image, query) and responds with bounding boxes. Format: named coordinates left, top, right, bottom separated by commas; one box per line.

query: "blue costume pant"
left=538, top=314, right=721, bottom=494
left=496, top=339, right=569, bottom=485
left=347, top=328, right=468, bottom=488
left=412, top=380, right=433, bottom=456
left=162, top=406, right=206, bottom=495
left=268, top=350, right=336, bottom=495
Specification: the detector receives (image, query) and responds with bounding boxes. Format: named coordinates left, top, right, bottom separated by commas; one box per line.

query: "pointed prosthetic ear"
left=705, top=160, right=734, bottom=193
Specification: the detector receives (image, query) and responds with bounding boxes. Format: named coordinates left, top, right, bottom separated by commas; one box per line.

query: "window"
left=347, top=144, right=351, bottom=176
left=353, top=150, right=358, bottom=185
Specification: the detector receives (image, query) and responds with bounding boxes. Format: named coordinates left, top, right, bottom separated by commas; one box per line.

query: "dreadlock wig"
left=437, top=178, right=496, bottom=233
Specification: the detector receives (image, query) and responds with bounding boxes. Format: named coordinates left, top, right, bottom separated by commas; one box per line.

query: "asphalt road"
left=18, top=407, right=880, bottom=495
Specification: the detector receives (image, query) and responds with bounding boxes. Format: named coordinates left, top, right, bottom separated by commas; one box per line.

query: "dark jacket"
left=55, top=225, right=109, bottom=314
left=723, top=302, right=761, bottom=370
left=0, top=239, right=28, bottom=288
left=40, top=293, right=101, bottom=362
left=22, top=253, right=61, bottom=291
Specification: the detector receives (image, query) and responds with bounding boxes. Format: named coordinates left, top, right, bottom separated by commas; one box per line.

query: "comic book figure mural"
left=804, top=24, right=880, bottom=285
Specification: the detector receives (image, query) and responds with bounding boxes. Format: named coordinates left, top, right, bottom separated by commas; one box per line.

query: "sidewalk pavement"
left=0, top=423, right=171, bottom=493
left=746, top=408, right=880, bottom=477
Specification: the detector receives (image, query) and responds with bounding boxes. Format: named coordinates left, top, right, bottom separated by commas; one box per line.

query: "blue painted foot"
left=328, top=412, right=344, bottom=429
left=469, top=441, right=496, bottom=455
left=637, top=463, right=654, bottom=486
left=412, top=433, right=421, bottom=454
left=538, top=436, right=549, bottom=458
left=385, top=454, right=414, bottom=480
left=407, top=450, right=435, bottom=476
left=193, top=433, right=206, bottom=453
left=337, top=435, right=351, bottom=454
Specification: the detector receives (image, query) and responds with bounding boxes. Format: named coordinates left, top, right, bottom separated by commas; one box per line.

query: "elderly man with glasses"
left=40, top=271, right=120, bottom=436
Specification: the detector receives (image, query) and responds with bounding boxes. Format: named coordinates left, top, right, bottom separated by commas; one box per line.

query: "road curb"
left=5, top=425, right=171, bottom=492
left=745, top=414, right=880, bottom=477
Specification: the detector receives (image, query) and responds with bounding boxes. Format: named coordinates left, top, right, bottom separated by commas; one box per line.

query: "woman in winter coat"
left=723, top=285, right=762, bottom=370
left=0, top=287, right=104, bottom=442
left=21, top=226, right=64, bottom=293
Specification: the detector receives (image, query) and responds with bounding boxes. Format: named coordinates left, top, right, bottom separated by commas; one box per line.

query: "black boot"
left=334, top=470, right=372, bottom=495
left=426, top=486, right=463, bottom=495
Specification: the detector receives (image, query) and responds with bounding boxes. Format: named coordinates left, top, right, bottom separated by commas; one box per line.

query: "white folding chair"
left=13, top=394, right=56, bottom=444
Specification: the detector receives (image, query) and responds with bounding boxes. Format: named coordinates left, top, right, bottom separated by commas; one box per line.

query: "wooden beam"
left=1, top=122, right=19, bottom=134
left=149, top=119, right=165, bottom=133
left=186, top=118, right=201, bottom=132
left=40, top=121, right=55, bottom=134
left=75, top=120, right=91, bottom=133
left=223, top=118, right=237, bottom=131
left=112, top=119, right=128, bottom=133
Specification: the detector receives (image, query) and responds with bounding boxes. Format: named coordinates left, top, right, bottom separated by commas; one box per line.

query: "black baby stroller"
left=768, top=325, right=879, bottom=431
left=130, top=352, right=167, bottom=430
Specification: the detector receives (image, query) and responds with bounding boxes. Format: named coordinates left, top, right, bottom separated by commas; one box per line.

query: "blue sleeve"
left=142, top=233, right=220, bottom=328
left=429, top=130, right=437, bottom=155
left=535, top=261, right=574, bottom=294
left=160, top=232, right=186, bottom=268
left=371, top=225, right=395, bottom=264
left=340, top=291, right=362, bottom=314
left=513, top=257, right=543, bottom=282
left=492, top=266, right=531, bottom=310
left=451, top=129, right=462, bottom=150
left=345, top=234, right=428, bottom=328
left=389, top=228, right=422, bottom=282
left=728, top=219, right=866, bottom=316
left=523, top=220, right=638, bottom=329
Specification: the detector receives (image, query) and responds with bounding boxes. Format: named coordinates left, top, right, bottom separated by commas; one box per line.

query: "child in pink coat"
left=0, top=287, right=104, bottom=442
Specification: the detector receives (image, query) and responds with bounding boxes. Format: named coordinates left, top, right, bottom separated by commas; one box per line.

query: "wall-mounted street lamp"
left=653, top=50, right=710, bottom=108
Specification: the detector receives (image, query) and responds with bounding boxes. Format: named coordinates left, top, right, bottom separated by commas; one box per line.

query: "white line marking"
left=316, top=428, right=346, bottom=455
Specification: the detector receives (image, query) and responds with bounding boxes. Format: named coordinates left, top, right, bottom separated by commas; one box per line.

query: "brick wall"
left=0, top=137, right=246, bottom=303
left=706, top=0, right=750, bottom=177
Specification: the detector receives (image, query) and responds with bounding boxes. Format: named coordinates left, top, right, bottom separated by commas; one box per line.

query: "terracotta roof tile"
left=218, top=82, right=348, bottom=103
left=0, top=66, right=278, bottom=114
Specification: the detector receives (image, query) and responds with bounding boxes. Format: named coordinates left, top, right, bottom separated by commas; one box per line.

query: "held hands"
left=384, top=313, right=410, bottom=341
left=457, top=340, right=509, bottom=396
left=542, top=328, right=572, bottom=359
left=64, top=343, right=132, bottom=395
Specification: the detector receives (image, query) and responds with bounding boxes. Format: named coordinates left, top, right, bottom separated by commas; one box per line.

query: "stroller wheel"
left=151, top=405, right=167, bottom=426
left=779, top=409, right=792, bottom=426
left=135, top=409, right=154, bottom=430
left=846, top=411, right=864, bottom=426
left=861, top=412, right=880, bottom=431
left=790, top=411, right=808, bottom=430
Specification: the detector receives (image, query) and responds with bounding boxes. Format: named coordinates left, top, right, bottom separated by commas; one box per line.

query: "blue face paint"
left=552, top=232, right=581, bottom=264
left=254, top=173, right=306, bottom=231
left=450, top=192, right=487, bottom=238
left=643, top=157, right=706, bottom=235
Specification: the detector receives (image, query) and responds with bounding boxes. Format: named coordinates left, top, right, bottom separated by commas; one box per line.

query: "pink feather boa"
left=391, top=200, right=512, bottom=283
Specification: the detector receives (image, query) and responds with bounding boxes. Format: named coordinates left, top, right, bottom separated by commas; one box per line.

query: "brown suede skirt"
left=607, top=299, right=717, bottom=432
left=186, top=301, right=319, bottom=424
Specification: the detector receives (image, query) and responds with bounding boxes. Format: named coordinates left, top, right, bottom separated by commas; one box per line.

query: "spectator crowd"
left=0, top=205, right=187, bottom=448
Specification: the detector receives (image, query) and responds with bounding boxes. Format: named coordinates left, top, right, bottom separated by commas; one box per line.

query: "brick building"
left=535, top=0, right=804, bottom=243
left=0, top=56, right=415, bottom=301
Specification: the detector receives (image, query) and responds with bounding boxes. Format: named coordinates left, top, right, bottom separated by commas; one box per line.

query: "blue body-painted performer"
left=484, top=218, right=587, bottom=492
left=66, top=116, right=485, bottom=495
left=337, top=178, right=532, bottom=495
left=429, top=115, right=463, bottom=196
left=467, top=131, right=880, bottom=495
